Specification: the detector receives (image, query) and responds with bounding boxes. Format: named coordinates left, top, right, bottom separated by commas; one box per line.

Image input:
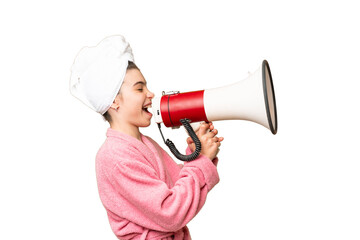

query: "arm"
left=186, top=146, right=219, bottom=166
left=102, top=152, right=219, bottom=232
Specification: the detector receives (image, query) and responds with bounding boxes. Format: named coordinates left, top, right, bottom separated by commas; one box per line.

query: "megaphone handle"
left=157, top=119, right=202, bottom=161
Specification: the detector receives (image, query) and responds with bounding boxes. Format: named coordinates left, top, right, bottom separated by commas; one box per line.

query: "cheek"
left=125, top=96, right=144, bottom=112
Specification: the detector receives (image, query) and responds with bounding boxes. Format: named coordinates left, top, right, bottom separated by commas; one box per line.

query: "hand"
left=187, top=122, right=224, bottom=160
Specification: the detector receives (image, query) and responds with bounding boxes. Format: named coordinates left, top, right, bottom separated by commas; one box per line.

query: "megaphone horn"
left=153, top=60, right=278, bottom=161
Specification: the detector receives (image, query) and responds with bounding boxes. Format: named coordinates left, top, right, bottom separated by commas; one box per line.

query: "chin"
left=139, top=121, right=151, bottom=128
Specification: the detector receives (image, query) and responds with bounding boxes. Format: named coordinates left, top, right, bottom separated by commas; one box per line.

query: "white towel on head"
left=70, top=35, right=134, bottom=114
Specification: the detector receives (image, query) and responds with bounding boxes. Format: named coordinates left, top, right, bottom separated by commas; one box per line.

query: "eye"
left=137, top=88, right=143, bottom=92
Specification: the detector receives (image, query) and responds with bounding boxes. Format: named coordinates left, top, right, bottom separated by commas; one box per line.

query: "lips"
left=142, top=103, right=152, bottom=114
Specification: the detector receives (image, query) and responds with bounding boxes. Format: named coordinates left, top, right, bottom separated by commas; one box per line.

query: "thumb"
left=186, top=137, right=193, bottom=145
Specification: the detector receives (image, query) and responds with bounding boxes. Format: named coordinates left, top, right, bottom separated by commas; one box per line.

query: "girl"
left=70, top=35, right=223, bottom=240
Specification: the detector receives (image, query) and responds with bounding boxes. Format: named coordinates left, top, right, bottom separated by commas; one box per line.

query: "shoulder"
left=143, top=135, right=161, bottom=149
left=96, top=136, right=141, bottom=170
left=142, top=135, right=171, bottom=158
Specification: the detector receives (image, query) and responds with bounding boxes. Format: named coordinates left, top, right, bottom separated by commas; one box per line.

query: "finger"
left=186, top=137, right=193, bottom=145
left=218, top=137, right=224, bottom=142
left=198, top=122, right=210, bottom=135
left=205, top=131, right=216, bottom=139
left=206, top=129, right=218, bottom=139
left=209, top=123, right=214, bottom=131
left=210, top=129, right=218, bottom=135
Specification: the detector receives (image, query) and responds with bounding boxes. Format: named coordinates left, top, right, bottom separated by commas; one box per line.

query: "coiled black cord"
left=157, top=119, right=201, bottom=161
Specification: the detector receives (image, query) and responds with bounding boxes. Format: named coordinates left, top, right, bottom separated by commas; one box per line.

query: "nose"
left=147, top=90, right=155, bottom=99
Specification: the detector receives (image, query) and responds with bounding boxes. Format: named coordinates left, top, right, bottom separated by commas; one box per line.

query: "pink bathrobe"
left=96, top=128, right=220, bottom=240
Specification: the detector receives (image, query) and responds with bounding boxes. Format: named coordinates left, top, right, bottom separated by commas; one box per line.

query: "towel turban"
left=70, top=35, right=134, bottom=114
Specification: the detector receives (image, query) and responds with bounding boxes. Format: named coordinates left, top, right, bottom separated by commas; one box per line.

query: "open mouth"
left=142, top=105, right=152, bottom=114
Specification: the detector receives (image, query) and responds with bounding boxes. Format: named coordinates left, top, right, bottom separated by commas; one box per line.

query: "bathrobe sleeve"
left=100, top=146, right=219, bottom=232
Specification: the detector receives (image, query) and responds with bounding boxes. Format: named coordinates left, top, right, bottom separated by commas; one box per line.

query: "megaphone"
left=153, top=60, right=278, bottom=161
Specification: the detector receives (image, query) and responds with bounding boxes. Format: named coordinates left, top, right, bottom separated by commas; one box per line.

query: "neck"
left=109, top=121, right=142, bottom=142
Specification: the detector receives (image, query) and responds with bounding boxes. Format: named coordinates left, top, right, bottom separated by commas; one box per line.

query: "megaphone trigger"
left=189, top=121, right=203, bottom=133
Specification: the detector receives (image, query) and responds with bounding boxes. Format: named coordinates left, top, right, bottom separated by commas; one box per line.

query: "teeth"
left=143, top=105, right=152, bottom=112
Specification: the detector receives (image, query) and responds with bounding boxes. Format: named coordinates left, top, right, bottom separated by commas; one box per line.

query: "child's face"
left=116, top=68, right=154, bottom=128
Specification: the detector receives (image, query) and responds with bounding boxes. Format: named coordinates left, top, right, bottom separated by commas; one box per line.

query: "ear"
left=109, top=102, right=119, bottom=110
left=109, top=92, right=122, bottom=110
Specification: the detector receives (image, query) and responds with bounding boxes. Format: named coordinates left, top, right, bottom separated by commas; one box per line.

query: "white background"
left=1, top=0, right=359, bottom=239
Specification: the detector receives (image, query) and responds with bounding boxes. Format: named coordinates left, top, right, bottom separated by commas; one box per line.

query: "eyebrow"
left=133, top=81, right=147, bottom=87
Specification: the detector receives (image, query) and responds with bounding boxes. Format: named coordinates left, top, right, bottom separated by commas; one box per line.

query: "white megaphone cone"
left=204, top=60, right=277, bottom=134
left=153, top=60, right=278, bottom=161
